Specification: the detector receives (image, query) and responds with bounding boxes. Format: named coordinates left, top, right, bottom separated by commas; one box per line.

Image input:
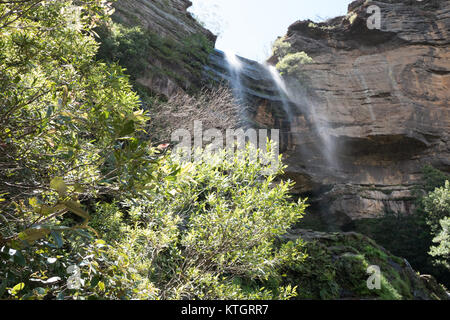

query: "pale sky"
left=189, top=0, right=354, bottom=62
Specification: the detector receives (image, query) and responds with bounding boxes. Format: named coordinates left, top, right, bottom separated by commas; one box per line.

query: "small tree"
left=424, top=181, right=450, bottom=269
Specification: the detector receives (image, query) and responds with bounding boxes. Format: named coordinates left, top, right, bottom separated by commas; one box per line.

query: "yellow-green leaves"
left=10, top=283, right=25, bottom=296
left=18, top=227, right=51, bottom=244
left=50, top=177, right=67, bottom=197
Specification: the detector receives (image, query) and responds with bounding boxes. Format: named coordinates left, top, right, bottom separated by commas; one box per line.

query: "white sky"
left=189, top=0, right=354, bottom=62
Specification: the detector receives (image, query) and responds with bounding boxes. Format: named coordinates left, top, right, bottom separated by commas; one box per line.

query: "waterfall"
left=266, top=64, right=339, bottom=171
left=266, top=65, right=294, bottom=123
left=223, top=50, right=245, bottom=106
left=286, top=80, right=340, bottom=171
left=209, top=49, right=339, bottom=172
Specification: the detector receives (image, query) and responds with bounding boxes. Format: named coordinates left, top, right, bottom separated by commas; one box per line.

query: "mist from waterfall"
left=266, top=65, right=295, bottom=123
left=265, top=65, right=339, bottom=171
left=286, top=80, right=340, bottom=171
left=224, top=50, right=245, bottom=105
left=220, top=50, right=339, bottom=172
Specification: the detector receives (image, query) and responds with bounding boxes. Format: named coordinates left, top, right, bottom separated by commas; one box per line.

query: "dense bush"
left=423, top=181, right=450, bottom=270
left=272, top=37, right=292, bottom=58
left=0, top=0, right=308, bottom=300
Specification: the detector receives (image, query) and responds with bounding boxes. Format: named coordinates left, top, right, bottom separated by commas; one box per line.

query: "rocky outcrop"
left=281, top=229, right=449, bottom=300
left=110, top=0, right=216, bottom=97
left=222, top=0, right=450, bottom=227
left=113, top=0, right=215, bottom=42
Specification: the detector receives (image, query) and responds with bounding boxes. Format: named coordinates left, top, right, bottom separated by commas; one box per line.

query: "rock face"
left=111, top=0, right=216, bottom=97
left=208, top=0, right=450, bottom=228
left=113, top=0, right=215, bottom=42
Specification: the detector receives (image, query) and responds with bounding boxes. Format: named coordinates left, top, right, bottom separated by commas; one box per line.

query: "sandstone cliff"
left=259, top=0, right=450, bottom=227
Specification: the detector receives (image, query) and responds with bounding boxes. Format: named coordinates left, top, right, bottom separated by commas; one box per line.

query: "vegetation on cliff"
left=96, top=21, right=214, bottom=99
left=280, top=230, right=448, bottom=300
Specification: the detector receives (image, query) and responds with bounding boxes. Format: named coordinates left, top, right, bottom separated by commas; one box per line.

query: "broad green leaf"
left=50, top=177, right=67, bottom=197
left=62, top=201, right=90, bottom=220
left=18, top=227, right=51, bottom=244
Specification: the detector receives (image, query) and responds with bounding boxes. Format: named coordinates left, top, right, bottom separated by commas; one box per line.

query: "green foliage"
left=272, top=37, right=292, bottom=57
left=132, top=146, right=308, bottom=299
left=276, top=52, right=313, bottom=78
left=421, top=165, right=449, bottom=193
left=0, top=0, right=165, bottom=299
left=429, top=217, right=450, bottom=269
left=423, top=181, right=450, bottom=233
left=277, top=232, right=424, bottom=300
left=423, top=181, right=450, bottom=269
left=0, top=0, right=308, bottom=299
left=353, top=166, right=450, bottom=288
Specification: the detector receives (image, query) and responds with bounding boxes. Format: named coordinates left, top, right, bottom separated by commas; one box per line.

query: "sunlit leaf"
left=18, top=227, right=51, bottom=244
left=50, top=177, right=68, bottom=197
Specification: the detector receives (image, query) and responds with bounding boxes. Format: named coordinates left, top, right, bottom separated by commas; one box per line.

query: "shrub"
left=272, top=37, right=292, bottom=57
left=276, top=52, right=313, bottom=78
left=0, top=2, right=308, bottom=298
left=423, top=181, right=450, bottom=269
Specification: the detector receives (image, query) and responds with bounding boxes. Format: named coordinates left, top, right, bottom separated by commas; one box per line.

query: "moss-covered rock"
left=280, top=229, right=449, bottom=300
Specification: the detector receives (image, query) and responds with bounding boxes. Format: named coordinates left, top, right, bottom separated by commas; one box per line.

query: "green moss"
left=276, top=231, right=446, bottom=300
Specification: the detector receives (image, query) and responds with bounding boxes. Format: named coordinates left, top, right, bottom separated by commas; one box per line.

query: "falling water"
left=217, top=50, right=340, bottom=171
left=223, top=50, right=245, bottom=105
left=266, top=65, right=295, bottom=122
left=287, top=81, right=340, bottom=171
left=266, top=64, right=339, bottom=170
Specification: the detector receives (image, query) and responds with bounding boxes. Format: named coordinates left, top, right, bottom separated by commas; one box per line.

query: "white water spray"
left=267, top=64, right=339, bottom=170
left=266, top=65, right=294, bottom=122
left=224, top=50, right=245, bottom=104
